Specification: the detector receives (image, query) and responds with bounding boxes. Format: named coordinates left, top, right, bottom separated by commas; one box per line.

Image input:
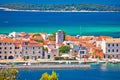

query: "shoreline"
left=0, top=7, right=120, bottom=12
left=1, top=64, right=91, bottom=69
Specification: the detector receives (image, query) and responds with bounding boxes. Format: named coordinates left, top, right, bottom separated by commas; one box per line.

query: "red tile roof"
left=96, top=36, right=112, bottom=41
left=0, top=38, right=13, bottom=42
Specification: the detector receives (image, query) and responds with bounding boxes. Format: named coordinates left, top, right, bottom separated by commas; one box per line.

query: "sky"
left=0, top=0, right=120, bottom=6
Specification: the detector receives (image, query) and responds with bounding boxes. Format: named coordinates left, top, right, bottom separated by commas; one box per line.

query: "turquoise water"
left=0, top=10, right=120, bottom=37
left=17, top=64, right=120, bottom=80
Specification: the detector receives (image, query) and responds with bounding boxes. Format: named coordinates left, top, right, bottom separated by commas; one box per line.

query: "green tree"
left=44, top=47, right=48, bottom=52
left=33, top=33, right=41, bottom=37
left=40, top=71, right=58, bottom=80
left=48, top=33, right=56, bottom=41
left=36, top=40, right=44, bottom=43
left=50, top=71, right=58, bottom=80
left=0, top=68, right=18, bottom=80
left=59, top=46, right=71, bottom=53
left=40, top=72, right=50, bottom=80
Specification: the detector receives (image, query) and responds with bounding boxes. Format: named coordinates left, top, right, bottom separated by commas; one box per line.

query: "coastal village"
left=0, top=30, right=120, bottom=63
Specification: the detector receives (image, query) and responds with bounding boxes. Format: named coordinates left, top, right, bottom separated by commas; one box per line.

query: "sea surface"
left=17, top=64, right=120, bottom=80
left=0, top=10, right=120, bottom=37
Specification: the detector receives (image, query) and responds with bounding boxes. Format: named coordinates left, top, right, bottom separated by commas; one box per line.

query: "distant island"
left=0, top=3, right=120, bottom=11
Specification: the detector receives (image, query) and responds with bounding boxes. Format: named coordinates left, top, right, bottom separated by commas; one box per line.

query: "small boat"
left=27, top=62, right=31, bottom=65
left=112, top=61, right=117, bottom=64
left=23, top=62, right=31, bottom=65
left=23, top=62, right=27, bottom=65
left=66, top=61, right=71, bottom=64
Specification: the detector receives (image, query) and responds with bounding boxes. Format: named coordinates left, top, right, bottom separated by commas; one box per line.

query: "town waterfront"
left=0, top=1, right=120, bottom=80
left=17, top=63, right=120, bottom=80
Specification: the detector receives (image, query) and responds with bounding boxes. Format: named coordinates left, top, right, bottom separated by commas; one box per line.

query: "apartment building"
left=101, top=38, right=120, bottom=58
left=0, top=38, right=43, bottom=60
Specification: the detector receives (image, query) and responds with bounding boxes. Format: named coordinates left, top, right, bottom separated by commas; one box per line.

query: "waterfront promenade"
left=0, top=64, right=90, bottom=69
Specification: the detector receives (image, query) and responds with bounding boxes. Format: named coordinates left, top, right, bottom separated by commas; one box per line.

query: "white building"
left=41, top=33, right=48, bottom=40
left=101, top=38, right=120, bottom=58
left=8, top=32, right=19, bottom=38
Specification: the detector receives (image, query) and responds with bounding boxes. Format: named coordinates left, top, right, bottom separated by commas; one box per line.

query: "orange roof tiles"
left=19, top=32, right=27, bottom=37
left=44, top=40, right=55, bottom=45
left=56, top=43, right=63, bottom=47
left=92, top=48, right=104, bottom=58
left=0, top=38, right=13, bottom=42
left=96, top=36, right=112, bottom=41
left=82, top=43, right=95, bottom=47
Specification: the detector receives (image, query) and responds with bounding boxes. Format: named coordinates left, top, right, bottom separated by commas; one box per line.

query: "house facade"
left=102, top=38, right=120, bottom=58
left=0, top=38, right=43, bottom=60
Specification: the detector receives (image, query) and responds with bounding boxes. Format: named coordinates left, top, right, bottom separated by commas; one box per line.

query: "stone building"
left=101, top=38, right=120, bottom=58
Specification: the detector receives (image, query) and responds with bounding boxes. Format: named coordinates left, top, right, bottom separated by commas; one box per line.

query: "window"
left=26, top=47, right=27, bottom=50
left=25, top=42, right=29, bottom=45
left=10, top=47, right=12, bottom=49
left=15, top=47, right=19, bottom=49
left=0, top=43, right=1, bottom=45
left=108, top=49, right=110, bottom=52
left=116, top=49, right=119, bottom=52
left=39, top=51, right=40, bottom=53
left=15, top=51, right=17, bottom=54
left=33, top=47, right=34, bottom=49
left=26, top=51, right=27, bottom=54
left=38, top=56, right=40, bottom=58
left=4, top=51, right=7, bottom=54
left=9, top=43, right=12, bottom=45
left=0, top=51, right=1, bottom=54
left=0, top=47, right=1, bottom=49
left=112, top=49, right=114, bottom=52
left=10, top=51, right=12, bottom=54
left=15, top=47, right=17, bottom=49
left=4, top=43, right=6, bottom=45
left=108, top=44, right=110, bottom=47
left=112, top=44, right=114, bottom=47
left=33, top=51, right=35, bottom=54
left=27, top=56, right=29, bottom=59
left=48, top=55, right=50, bottom=59
left=20, top=52, right=22, bottom=54
left=4, top=56, right=7, bottom=59
left=4, top=47, right=6, bottom=49
left=116, top=44, right=118, bottom=46
left=38, top=47, right=40, bottom=49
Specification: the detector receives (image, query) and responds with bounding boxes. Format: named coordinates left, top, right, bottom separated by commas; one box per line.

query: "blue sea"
left=0, top=10, right=120, bottom=37
left=17, top=64, right=120, bottom=80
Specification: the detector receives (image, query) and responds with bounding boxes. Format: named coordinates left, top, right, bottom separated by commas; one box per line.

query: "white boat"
left=27, top=62, right=31, bottom=65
